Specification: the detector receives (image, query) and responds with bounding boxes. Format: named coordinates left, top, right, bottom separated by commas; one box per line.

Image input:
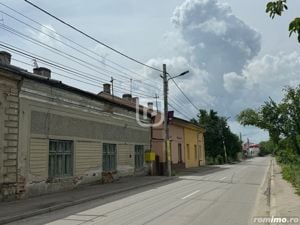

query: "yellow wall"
left=184, top=127, right=199, bottom=168
left=184, top=127, right=205, bottom=168
left=198, top=133, right=205, bottom=166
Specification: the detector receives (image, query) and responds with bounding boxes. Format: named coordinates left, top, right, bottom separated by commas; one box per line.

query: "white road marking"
left=181, top=190, right=200, bottom=200
left=219, top=177, right=227, bottom=180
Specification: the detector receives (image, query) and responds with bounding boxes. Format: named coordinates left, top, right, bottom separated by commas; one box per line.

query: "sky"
left=1, top=0, right=300, bottom=143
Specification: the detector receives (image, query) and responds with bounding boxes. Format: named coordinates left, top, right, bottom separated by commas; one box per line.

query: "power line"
left=1, top=2, right=197, bottom=118
left=12, top=57, right=193, bottom=120
left=0, top=3, right=162, bottom=89
left=0, top=22, right=161, bottom=96
left=0, top=10, right=159, bottom=89
left=12, top=56, right=193, bottom=120
left=168, top=73, right=200, bottom=112
left=0, top=23, right=160, bottom=93
left=3, top=43, right=159, bottom=99
left=12, top=56, right=158, bottom=100
left=168, top=102, right=191, bottom=120
left=24, top=0, right=163, bottom=73
left=168, top=98, right=194, bottom=118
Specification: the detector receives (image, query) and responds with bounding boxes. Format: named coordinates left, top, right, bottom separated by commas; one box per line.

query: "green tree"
left=266, top=0, right=300, bottom=42
left=194, top=110, right=241, bottom=163
left=237, top=98, right=281, bottom=145
left=238, top=85, right=300, bottom=155
left=259, top=140, right=274, bottom=156
left=198, top=110, right=223, bottom=160
left=279, top=86, right=300, bottom=153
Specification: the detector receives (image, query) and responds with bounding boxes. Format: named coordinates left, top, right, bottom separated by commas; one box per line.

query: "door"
left=178, top=143, right=182, bottom=163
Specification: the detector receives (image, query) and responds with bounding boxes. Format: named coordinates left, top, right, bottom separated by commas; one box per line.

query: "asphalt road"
left=8, top=157, right=271, bottom=225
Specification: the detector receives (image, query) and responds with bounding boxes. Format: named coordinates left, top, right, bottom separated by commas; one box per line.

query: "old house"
left=0, top=51, right=151, bottom=201
left=179, top=118, right=205, bottom=168
left=152, top=113, right=205, bottom=174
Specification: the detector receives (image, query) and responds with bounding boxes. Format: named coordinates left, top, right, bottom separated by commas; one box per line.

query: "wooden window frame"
left=48, top=139, right=73, bottom=178
left=103, top=143, right=117, bottom=172
left=135, top=145, right=144, bottom=169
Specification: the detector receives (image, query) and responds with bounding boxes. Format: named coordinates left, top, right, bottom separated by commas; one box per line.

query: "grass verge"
left=277, top=155, right=300, bottom=195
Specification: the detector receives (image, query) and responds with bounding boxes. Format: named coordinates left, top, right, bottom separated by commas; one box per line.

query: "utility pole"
left=154, top=93, right=159, bottom=111
left=163, top=64, right=171, bottom=176
left=222, top=118, right=230, bottom=164
left=223, top=138, right=228, bottom=163
left=162, top=65, right=189, bottom=176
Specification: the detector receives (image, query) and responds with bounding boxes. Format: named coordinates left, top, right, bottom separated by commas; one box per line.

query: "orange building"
left=151, top=115, right=205, bottom=174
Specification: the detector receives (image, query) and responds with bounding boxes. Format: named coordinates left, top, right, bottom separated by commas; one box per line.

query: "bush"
left=282, top=165, right=296, bottom=184
left=277, top=149, right=299, bottom=164
left=259, top=140, right=274, bottom=156
left=277, top=152, right=300, bottom=195
left=206, top=156, right=215, bottom=165
left=215, top=155, right=224, bottom=165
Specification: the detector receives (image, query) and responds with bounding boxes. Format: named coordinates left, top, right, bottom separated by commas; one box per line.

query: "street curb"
left=267, top=158, right=272, bottom=213
left=0, top=177, right=177, bottom=225
left=269, top=159, right=276, bottom=216
left=248, top=157, right=273, bottom=225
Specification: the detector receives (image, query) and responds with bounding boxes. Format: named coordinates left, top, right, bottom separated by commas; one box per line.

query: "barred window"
left=135, top=145, right=144, bottom=169
left=103, top=143, right=117, bottom=171
left=49, top=140, right=73, bottom=178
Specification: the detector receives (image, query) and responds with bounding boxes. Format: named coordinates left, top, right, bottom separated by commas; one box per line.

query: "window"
left=187, top=144, right=190, bottom=160
left=49, top=140, right=73, bottom=178
left=178, top=143, right=182, bottom=163
left=135, top=145, right=144, bottom=169
left=194, top=145, right=197, bottom=160
left=103, top=143, right=117, bottom=171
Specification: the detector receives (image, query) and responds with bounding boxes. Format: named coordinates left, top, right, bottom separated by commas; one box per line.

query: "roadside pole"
left=162, top=65, right=189, bottom=176
left=163, top=64, right=171, bottom=177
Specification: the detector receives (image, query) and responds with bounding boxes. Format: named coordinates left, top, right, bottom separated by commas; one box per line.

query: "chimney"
left=132, top=97, right=139, bottom=105
left=122, top=94, right=132, bottom=101
left=103, top=83, right=111, bottom=94
left=0, top=51, right=11, bottom=65
left=147, top=102, right=154, bottom=110
left=33, top=67, right=51, bottom=79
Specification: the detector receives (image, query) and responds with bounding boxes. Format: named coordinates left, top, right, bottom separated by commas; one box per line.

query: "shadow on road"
left=175, top=166, right=229, bottom=177
left=7, top=178, right=183, bottom=225
left=4, top=164, right=242, bottom=225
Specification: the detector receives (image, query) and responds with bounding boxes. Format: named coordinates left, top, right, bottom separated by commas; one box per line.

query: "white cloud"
left=31, top=25, right=61, bottom=47
left=195, top=18, right=228, bottom=36
left=229, top=120, right=268, bottom=144
left=223, top=72, right=246, bottom=93
left=171, top=0, right=261, bottom=75
left=142, top=56, right=214, bottom=118
left=223, top=52, right=300, bottom=113
left=144, top=0, right=300, bottom=143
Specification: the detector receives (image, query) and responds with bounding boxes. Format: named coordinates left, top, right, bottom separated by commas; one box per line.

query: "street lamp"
left=168, top=70, right=189, bottom=81
left=162, top=64, right=189, bottom=176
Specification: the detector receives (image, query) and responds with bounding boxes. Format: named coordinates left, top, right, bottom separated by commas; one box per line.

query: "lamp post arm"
left=167, top=70, right=189, bottom=81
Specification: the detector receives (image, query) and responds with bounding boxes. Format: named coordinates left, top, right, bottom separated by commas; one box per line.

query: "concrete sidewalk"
left=0, top=176, right=176, bottom=225
left=270, top=160, right=300, bottom=218
left=251, top=157, right=300, bottom=225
